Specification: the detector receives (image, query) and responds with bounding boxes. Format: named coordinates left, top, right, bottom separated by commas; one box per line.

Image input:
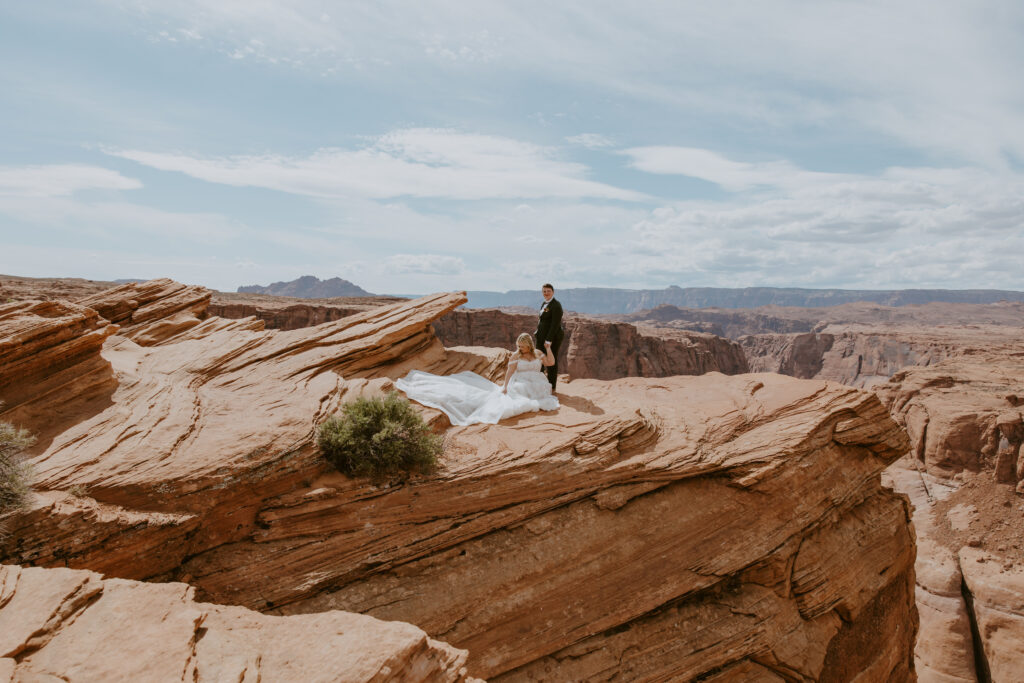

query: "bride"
left=396, top=333, right=559, bottom=426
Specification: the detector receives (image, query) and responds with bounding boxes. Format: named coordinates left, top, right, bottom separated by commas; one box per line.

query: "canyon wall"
left=433, top=308, right=748, bottom=380
left=0, top=280, right=917, bottom=680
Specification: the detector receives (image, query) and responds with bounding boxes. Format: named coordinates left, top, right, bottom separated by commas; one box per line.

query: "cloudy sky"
left=2, top=1, right=1022, bottom=294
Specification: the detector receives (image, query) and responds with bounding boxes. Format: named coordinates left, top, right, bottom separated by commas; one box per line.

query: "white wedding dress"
left=396, top=356, right=559, bottom=426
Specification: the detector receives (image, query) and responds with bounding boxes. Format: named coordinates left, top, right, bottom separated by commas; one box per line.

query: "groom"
left=535, top=283, right=565, bottom=390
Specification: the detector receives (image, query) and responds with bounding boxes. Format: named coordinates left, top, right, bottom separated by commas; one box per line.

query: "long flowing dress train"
left=395, top=356, right=558, bottom=426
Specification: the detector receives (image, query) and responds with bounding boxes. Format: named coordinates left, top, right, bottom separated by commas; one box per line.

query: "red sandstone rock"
left=958, top=548, right=1024, bottom=682
left=0, top=564, right=475, bottom=682
left=877, top=354, right=1024, bottom=482
left=0, top=299, right=118, bottom=444
left=617, top=304, right=814, bottom=338
left=207, top=291, right=405, bottom=331
left=75, top=277, right=214, bottom=346
left=0, top=282, right=917, bottom=680
left=884, top=461, right=977, bottom=681
left=434, top=308, right=748, bottom=380
left=740, top=325, right=1010, bottom=388
left=0, top=274, right=116, bottom=302
left=741, top=332, right=835, bottom=378
left=627, top=300, right=1024, bottom=338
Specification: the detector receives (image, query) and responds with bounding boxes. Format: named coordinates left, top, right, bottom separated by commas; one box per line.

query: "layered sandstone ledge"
left=0, top=564, right=474, bottom=682
left=433, top=307, right=748, bottom=380
left=0, top=281, right=918, bottom=680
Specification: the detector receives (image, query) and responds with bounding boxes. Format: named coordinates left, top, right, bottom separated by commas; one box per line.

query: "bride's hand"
left=501, top=385, right=508, bottom=394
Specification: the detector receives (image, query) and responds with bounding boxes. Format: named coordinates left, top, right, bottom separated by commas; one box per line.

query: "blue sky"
left=1, top=1, right=1022, bottom=294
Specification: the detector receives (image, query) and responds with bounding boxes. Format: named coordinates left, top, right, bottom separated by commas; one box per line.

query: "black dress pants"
left=538, top=334, right=562, bottom=390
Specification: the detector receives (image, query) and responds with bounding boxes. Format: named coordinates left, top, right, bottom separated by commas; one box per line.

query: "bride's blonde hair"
left=515, top=333, right=536, bottom=358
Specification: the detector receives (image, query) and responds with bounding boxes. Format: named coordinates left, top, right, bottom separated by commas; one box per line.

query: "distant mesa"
left=238, top=275, right=374, bottom=298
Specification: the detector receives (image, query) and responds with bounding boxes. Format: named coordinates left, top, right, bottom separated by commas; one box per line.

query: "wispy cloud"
left=385, top=253, right=466, bottom=275
left=620, top=147, right=848, bottom=191
left=0, top=164, right=141, bottom=197
left=593, top=165, right=1024, bottom=289
left=99, top=0, right=1024, bottom=164
left=0, top=196, right=245, bottom=244
left=106, top=129, right=646, bottom=201
left=566, top=133, right=615, bottom=150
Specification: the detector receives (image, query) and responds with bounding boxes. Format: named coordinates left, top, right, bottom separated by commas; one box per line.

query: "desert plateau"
left=1, top=273, right=1020, bottom=681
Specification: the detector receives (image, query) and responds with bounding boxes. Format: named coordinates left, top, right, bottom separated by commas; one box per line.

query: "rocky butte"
left=0, top=278, right=918, bottom=680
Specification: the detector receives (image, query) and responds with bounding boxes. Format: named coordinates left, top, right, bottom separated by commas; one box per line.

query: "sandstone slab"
left=0, top=564, right=474, bottom=682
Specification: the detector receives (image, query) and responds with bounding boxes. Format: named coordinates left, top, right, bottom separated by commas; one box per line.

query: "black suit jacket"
left=536, top=298, right=565, bottom=346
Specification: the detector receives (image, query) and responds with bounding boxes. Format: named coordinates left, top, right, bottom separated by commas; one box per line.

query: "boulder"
left=0, top=564, right=475, bottom=682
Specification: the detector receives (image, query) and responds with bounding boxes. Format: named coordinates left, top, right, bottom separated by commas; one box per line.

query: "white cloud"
left=3, top=159, right=1021, bottom=293
left=620, top=147, right=849, bottom=192
left=596, top=165, right=1024, bottom=289
left=0, top=196, right=244, bottom=244
left=98, top=0, right=1024, bottom=165
left=422, top=30, right=502, bottom=63
left=106, top=129, right=645, bottom=201
left=0, top=164, right=142, bottom=197
left=566, top=133, right=615, bottom=150
left=384, top=254, right=465, bottom=275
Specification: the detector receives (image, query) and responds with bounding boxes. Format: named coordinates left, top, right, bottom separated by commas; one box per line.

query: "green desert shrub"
left=317, top=392, right=441, bottom=480
left=1, top=417, right=36, bottom=514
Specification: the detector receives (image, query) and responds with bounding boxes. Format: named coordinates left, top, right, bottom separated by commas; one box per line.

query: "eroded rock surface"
left=877, top=352, right=1024, bottom=485
left=208, top=290, right=404, bottom=331
left=618, top=304, right=815, bottom=338
left=0, top=281, right=918, bottom=680
left=0, top=299, right=118, bottom=444
left=885, top=461, right=977, bottom=682
left=0, top=564, right=474, bottom=682
left=959, top=548, right=1024, bottom=682
left=878, top=348, right=1024, bottom=682
left=741, top=325, right=1020, bottom=389
left=434, top=308, right=748, bottom=380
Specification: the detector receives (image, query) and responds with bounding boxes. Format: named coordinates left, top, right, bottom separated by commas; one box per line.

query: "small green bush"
left=317, top=392, right=441, bottom=480
left=1, top=418, right=35, bottom=514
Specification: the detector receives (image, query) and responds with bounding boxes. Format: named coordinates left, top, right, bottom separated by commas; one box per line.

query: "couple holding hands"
left=397, top=284, right=565, bottom=426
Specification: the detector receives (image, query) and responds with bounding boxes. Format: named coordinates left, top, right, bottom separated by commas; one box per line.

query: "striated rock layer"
left=207, top=296, right=402, bottom=331
left=739, top=325, right=1020, bottom=389
left=875, top=343, right=1024, bottom=682
left=0, top=564, right=475, bottom=682
left=620, top=298, right=1024, bottom=680
left=0, top=282, right=918, bottom=680
left=0, top=299, right=118, bottom=446
left=434, top=308, right=748, bottom=380
left=877, top=352, right=1024, bottom=486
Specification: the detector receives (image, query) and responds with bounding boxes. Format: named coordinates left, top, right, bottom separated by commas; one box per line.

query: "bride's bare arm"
left=541, top=346, right=555, bottom=367
left=502, top=357, right=517, bottom=392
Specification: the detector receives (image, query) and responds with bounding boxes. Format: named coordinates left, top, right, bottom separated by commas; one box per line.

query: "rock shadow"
left=557, top=393, right=605, bottom=416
